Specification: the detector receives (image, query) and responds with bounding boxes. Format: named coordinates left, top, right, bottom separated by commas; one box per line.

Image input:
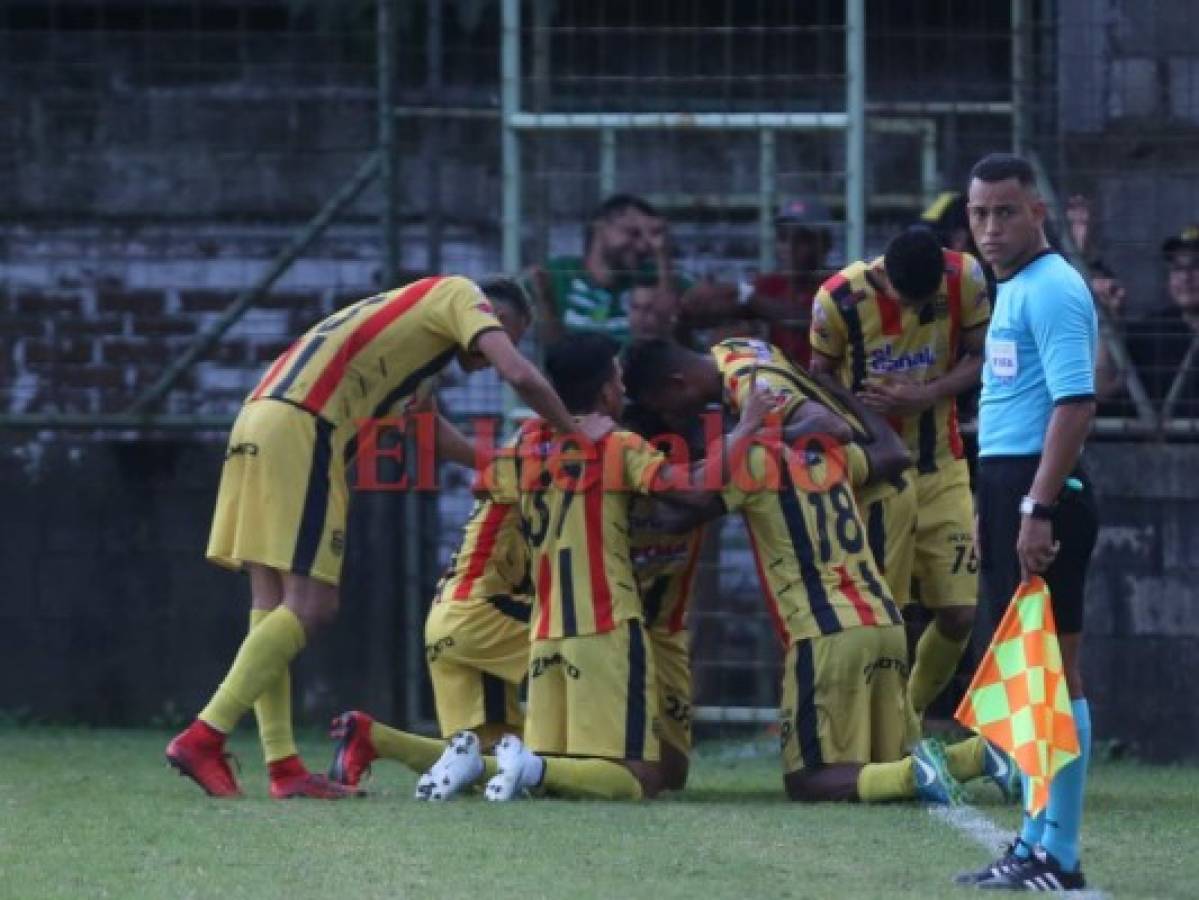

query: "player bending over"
left=630, top=342, right=1014, bottom=803
left=165, top=275, right=611, bottom=799
left=809, top=226, right=990, bottom=726
left=622, top=337, right=920, bottom=649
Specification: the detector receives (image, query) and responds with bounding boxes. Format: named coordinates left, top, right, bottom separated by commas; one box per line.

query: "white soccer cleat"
left=415, top=730, right=484, bottom=801
left=484, top=734, right=543, bottom=802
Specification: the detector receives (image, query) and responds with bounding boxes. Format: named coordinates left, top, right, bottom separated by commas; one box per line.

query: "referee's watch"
left=1019, top=496, right=1054, bottom=520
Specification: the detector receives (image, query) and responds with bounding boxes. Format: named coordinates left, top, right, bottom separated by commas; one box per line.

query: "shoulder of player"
left=599, top=428, right=656, bottom=454
left=942, top=248, right=987, bottom=286
left=422, top=274, right=483, bottom=309
left=428, top=273, right=477, bottom=295
left=818, top=261, right=874, bottom=308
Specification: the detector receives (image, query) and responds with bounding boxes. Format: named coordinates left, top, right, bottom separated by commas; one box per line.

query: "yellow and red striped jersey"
left=250, top=275, right=502, bottom=428
left=712, top=336, right=903, bottom=507
left=722, top=442, right=902, bottom=645
left=495, top=422, right=666, bottom=640
left=629, top=498, right=704, bottom=635
left=809, top=250, right=990, bottom=473
left=712, top=338, right=872, bottom=444
left=432, top=497, right=530, bottom=606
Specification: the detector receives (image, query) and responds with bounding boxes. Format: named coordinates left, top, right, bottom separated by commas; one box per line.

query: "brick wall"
left=0, top=225, right=502, bottom=417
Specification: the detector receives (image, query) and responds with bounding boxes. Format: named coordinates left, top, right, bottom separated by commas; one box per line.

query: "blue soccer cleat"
left=911, top=737, right=966, bottom=805
left=982, top=739, right=1023, bottom=804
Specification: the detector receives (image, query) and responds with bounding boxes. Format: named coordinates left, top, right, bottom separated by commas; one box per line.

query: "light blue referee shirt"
left=979, top=250, right=1097, bottom=457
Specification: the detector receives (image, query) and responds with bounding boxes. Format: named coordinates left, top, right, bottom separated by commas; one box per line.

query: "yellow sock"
left=944, top=735, right=986, bottom=782
left=369, top=723, right=454, bottom=774
left=199, top=606, right=306, bottom=734
left=856, top=758, right=915, bottom=802
left=249, top=609, right=298, bottom=764
left=908, top=621, right=970, bottom=715
left=904, top=694, right=923, bottom=745
left=540, top=757, right=644, bottom=800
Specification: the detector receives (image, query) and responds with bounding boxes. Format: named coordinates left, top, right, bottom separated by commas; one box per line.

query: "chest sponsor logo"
left=867, top=343, right=936, bottom=374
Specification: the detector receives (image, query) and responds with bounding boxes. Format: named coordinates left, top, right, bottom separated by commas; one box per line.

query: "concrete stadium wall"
left=1, top=437, right=1197, bottom=760
left=1077, top=443, right=1199, bottom=762
left=0, top=437, right=436, bottom=730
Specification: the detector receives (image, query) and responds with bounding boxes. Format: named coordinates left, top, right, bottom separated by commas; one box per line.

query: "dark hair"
left=478, top=276, right=531, bottom=321
left=544, top=333, right=620, bottom=414
left=621, top=337, right=690, bottom=405
left=620, top=401, right=668, bottom=440
left=969, top=153, right=1037, bottom=188
left=595, top=193, right=658, bottom=221
left=884, top=227, right=945, bottom=301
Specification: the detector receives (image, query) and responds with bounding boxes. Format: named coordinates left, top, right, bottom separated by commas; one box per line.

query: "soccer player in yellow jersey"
left=623, top=338, right=1014, bottom=802
left=443, top=334, right=769, bottom=802
left=622, top=335, right=919, bottom=612
left=808, top=227, right=990, bottom=723
left=325, top=426, right=534, bottom=798
left=622, top=403, right=708, bottom=791
left=166, top=276, right=614, bottom=800
left=629, top=501, right=703, bottom=791
left=720, top=427, right=969, bottom=802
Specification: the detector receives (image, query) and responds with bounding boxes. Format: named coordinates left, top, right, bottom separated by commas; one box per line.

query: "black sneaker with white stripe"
left=978, top=849, right=1086, bottom=892
left=953, top=837, right=1034, bottom=886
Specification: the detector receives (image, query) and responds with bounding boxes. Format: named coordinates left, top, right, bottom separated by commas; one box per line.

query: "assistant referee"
left=960, top=153, right=1099, bottom=891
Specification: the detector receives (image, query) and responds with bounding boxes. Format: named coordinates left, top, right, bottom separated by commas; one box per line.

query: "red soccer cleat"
left=269, top=755, right=362, bottom=800
left=166, top=721, right=243, bottom=798
left=327, top=710, right=379, bottom=788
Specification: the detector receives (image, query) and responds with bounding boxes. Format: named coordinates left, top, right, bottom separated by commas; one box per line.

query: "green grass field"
left=1, top=728, right=1195, bottom=899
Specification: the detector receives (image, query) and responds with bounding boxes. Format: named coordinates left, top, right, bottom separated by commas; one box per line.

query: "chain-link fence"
left=3, top=0, right=1198, bottom=730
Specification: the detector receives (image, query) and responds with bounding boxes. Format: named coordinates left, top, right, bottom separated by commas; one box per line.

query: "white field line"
left=930, top=805, right=1112, bottom=899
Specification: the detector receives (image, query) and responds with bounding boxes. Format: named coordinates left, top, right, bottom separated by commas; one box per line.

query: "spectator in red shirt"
left=754, top=197, right=834, bottom=367
left=677, top=197, right=833, bottom=365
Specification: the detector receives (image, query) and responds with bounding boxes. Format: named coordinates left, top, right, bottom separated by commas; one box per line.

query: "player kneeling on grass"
left=624, top=405, right=709, bottom=792
left=328, top=415, right=706, bottom=799
left=430, top=334, right=770, bottom=801
left=327, top=421, right=540, bottom=797
left=326, top=449, right=533, bottom=795
left=622, top=336, right=921, bottom=639
left=166, top=275, right=612, bottom=800
left=646, top=370, right=1012, bottom=805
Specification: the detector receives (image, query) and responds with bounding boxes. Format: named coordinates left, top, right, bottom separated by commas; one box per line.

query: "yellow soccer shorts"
left=779, top=624, right=910, bottom=776
left=207, top=399, right=349, bottom=586
left=910, top=458, right=978, bottom=610
left=649, top=627, right=692, bottom=755
left=858, top=475, right=917, bottom=607
left=525, top=619, right=660, bottom=762
left=424, top=595, right=531, bottom=737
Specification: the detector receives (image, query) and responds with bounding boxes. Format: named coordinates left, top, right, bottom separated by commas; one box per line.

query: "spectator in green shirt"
left=524, top=194, right=684, bottom=345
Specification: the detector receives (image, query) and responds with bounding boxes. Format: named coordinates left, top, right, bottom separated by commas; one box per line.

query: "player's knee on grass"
left=934, top=604, right=975, bottom=642
left=282, top=575, right=341, bottom=634
left=658, top=741, right=689, bottom=792
left=783, top=764, right=861, bottom=803
left=625, top=760, right=663, bottom=799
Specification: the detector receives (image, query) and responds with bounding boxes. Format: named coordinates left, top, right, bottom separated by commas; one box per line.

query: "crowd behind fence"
left=2, top=0, right=1198, bottom=729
